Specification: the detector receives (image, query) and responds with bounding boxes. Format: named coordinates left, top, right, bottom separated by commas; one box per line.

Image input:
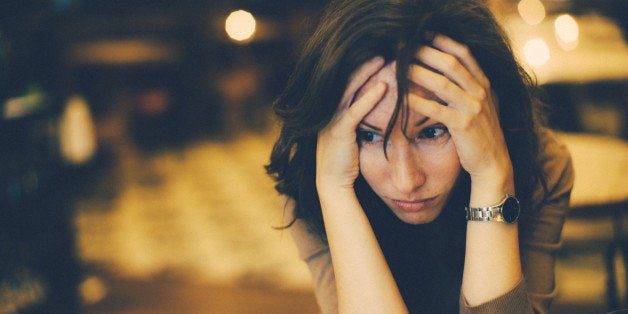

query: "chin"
left=393, top=210, right=441, bottom=225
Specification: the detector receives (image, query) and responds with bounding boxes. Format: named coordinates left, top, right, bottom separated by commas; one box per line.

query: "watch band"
left=465, top=205, right=505, bottom=222
left=465, top=194, right=518, bottom=223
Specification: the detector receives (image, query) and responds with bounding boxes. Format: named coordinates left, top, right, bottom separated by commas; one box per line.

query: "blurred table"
left=559, top=133, right=628, bottom=208
left=558, top=132, right=628, bottom=310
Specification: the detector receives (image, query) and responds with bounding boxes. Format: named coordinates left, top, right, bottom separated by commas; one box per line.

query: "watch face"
left=502, top=196, right=520, bottom=223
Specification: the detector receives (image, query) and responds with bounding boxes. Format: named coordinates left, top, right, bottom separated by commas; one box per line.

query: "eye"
left=357, top=130, right=382, bottom=144
left=418, top=125, right=449, bottom=140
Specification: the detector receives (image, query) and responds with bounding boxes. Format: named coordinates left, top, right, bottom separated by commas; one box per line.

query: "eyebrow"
left=359, top=121, right=382, bottom=131
left=414, top=116, right=429, bottom=127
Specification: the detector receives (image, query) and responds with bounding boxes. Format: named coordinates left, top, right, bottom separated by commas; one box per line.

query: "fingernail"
left=423, top=31, right=435, bottom=43
left=371, top=55, right=384, bottom=64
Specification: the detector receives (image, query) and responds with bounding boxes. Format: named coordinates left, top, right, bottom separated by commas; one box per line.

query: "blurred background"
left=0, top=0, right=626, bottom=313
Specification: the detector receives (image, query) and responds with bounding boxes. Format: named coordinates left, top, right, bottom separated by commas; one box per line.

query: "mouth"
left=390, top=196, right=437, bottom=213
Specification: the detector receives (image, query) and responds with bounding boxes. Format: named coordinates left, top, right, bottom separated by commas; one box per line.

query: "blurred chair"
left=558, top=132, right=628, bottom=310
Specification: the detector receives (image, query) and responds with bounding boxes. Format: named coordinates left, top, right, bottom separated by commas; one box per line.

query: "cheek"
left=425, top=144, right=462, bottom=185
left=358, top=147, right=387, bottom=185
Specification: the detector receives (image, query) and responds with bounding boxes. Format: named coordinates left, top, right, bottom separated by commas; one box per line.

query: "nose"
left=388, top=145, right=425, bottom=195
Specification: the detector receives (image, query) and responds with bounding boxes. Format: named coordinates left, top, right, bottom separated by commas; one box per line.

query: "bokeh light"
left=225, top=10, right=257, bottom=42
left=517, top=0, right=546, bottom=26
left=555, top=14, right=579, bottom=51
left=523, top=38, right=550, bottom=66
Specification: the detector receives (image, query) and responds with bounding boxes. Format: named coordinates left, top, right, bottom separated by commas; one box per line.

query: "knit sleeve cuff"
left=460, top=277, right=533, bottom=314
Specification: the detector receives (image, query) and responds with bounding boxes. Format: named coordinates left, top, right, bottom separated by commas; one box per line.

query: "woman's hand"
left=407, top=34, right=514, bottom=202
left=316, top=56, right=387, bottom=194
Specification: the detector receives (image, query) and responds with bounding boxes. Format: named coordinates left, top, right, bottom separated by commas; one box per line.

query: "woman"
left=266, top=0, right=574, bottom=313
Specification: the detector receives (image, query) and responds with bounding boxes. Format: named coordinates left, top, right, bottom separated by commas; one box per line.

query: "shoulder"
left=536, top=128, right=573, bottom=178
left=533, top=128, right=575, bottom=205
left=520, top=128, right=574, bottom=240
left=519, top=128, right=574, bottom=243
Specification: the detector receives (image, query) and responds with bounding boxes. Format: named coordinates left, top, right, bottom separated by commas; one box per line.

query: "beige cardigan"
left=287, top=129, right=574, bottom=313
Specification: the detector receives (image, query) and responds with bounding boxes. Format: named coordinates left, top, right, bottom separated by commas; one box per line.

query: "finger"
left=415, top=45, right=485, bottom=99
left=430, top=34, right=489, bottom=88
left=337, top=81, right=387, bottom=131
left=407, top=93, right=459, bottom=127
left=339, top=56, right=386, bottom=109
left=408, top=64, right=475, bottom=111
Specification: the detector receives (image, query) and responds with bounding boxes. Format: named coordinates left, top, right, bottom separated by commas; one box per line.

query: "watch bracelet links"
left=464, top=194, right=513, bottom=222
left=465, top=207, right=505, bottom=222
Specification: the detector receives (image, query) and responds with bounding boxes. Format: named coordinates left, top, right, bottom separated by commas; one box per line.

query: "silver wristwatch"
left=465, top=194, right=520, bottom=223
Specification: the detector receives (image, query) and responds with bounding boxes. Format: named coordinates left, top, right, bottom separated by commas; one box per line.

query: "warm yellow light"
left=554, top=14, right=579, bottom=50
left=517, top=0, right=546, bottom=25
left=523, top=38, right=550, bottom=67
left=59, top=95, right=97, bottom=165
left=225, top=10, right=256, bottom=42
left=80, top=276, right=108, bottom=305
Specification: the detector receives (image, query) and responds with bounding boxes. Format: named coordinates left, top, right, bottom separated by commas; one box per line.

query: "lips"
left=390, top=197, right=436, bottom=212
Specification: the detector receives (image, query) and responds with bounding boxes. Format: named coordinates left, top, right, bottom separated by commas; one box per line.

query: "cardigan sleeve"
left=460, top=278, right=533, bottom=314
left=288, top=218, right=338, bottom=313
left=519, top=128, right=575, bottom=313
left=282, top=197, right=338, bottom=314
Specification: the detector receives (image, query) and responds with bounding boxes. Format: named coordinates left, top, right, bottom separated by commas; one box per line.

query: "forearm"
left=319, top=187, right=408, bottom=313
left=461, top=174, right=523, bottom=306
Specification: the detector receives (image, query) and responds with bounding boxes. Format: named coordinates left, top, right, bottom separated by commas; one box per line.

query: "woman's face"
left=355, top=63, right=462, bottom=224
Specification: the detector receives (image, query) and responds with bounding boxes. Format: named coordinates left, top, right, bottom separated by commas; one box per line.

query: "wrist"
left=469, top=168, right=514, bottom=208
left=317, top=183, right=356, bottom=204
left=316, top=177, right=354, bottom=191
